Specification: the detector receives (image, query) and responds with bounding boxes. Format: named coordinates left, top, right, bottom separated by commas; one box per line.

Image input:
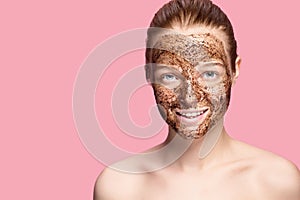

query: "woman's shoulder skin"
left=93, top=166, right=146, bottom=200
left=229, top=139, right=300, bottom=199
left=94, top=140, right=300, bottom=200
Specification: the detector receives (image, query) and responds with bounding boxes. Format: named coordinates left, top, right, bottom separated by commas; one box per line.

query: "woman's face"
left=149, top=32, right=233, bottom=139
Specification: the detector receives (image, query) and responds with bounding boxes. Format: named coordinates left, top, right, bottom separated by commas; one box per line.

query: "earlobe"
left=232, top=56, right=241, bottom=85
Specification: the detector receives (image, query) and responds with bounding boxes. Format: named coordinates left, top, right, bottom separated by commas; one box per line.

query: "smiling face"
left=149, top=31, right=233, bottom=139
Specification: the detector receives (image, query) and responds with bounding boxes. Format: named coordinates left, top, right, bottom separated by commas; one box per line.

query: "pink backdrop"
left=1, top=0, right=299, bottom=199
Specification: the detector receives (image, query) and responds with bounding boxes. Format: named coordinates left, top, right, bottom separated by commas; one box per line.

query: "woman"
left=94, top=0, right=300, bottom=199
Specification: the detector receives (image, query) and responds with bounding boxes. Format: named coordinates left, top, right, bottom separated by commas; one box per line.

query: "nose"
left=186, top=83, right=197, bottom=103
left=179, top=81, right=198, bottom=107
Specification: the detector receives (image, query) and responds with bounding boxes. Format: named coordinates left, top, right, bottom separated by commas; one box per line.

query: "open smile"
left=175, top=108, right=209, bottom=125
left=176, top=108, right=209, bottom=118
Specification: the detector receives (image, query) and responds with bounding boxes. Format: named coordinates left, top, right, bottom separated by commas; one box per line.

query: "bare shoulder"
left=93, top=166, right=145, bottom=200
left=257, top=151, right=300, bottom=199
left=232, top=139, right=300, bottom=199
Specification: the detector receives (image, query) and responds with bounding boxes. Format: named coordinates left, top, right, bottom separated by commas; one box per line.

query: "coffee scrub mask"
left=148, top=32, right=233, bottom=144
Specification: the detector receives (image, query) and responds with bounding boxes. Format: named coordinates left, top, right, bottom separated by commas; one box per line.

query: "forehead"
left=158, top=34, right=225, bottom=61
left=151, top=26, right=230, bottom=63
left=151, top=25, right=229, bottom=51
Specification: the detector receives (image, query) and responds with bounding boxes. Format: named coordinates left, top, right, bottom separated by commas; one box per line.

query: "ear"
left=145, top=64, right=151, bottom=83
left=232, top=56, right=241, bottom=86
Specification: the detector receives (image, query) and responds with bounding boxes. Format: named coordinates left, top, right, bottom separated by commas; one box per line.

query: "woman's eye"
left=202, top=71, right=218, bottom=80
left=162, top=74, right=178, bottom=82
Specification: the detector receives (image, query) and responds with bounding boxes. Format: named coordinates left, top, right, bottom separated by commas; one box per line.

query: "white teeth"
left=181, top=112, right=202, bottom=117
left=178, top=109, right=207, bottom=118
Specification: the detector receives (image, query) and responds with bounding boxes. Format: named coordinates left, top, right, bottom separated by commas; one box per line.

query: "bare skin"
left=95, top=130, right=300, bottom=200
left=94, top=27, right=300, bottom=200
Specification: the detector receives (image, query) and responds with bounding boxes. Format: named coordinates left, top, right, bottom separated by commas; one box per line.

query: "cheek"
left=153, top=85, right=178, bottom=108
left=191, top=82, right=207, bottom=102
left=206, top=80, right=231, bottom=113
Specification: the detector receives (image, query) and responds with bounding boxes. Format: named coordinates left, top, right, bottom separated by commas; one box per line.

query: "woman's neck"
left=161, top=120, right=233, bottom=171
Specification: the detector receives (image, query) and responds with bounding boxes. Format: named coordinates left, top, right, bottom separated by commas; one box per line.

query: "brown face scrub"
left=149, top=33, right=233, bottom=139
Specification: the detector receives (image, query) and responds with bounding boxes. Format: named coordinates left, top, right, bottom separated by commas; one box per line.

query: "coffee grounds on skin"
left=150, top=33, right=232, bottom=139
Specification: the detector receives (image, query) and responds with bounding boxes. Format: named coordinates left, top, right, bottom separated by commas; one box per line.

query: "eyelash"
left=159, top=71, right=219, bottom=84
left=201, top=71, right=219, bottom=80
left=161, top=74, right=178, bottom=82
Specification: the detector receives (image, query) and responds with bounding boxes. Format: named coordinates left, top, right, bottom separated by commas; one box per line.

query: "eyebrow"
left=154, top=64, right=184, bottom=76
left=196, top=61, right=225, bottom=69
left=155, top=64, right=181, bottom=70
left=155, top=61, right=225, bottom=72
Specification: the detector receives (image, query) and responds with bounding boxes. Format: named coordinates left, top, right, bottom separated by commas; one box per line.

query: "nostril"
left=188, top=93, right=194, bottom=98
left=187, top=96, right=197, bottom=103
left=185, top=92, right=198, bottom=103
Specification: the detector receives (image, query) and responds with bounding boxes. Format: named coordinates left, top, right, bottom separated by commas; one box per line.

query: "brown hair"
left=145, top=0, right=237, bottom=73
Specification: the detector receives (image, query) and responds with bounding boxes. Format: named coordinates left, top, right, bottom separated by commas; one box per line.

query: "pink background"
left=1, top=0, right=299, bottom=199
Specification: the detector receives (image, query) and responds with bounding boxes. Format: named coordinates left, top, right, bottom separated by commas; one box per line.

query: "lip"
left=175, top=107, right=209, bottom=125
left=176, top=107, right=209, bottom=115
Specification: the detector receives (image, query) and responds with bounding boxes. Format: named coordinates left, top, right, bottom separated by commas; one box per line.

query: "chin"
left=174, top=123, right=210, bottom=140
